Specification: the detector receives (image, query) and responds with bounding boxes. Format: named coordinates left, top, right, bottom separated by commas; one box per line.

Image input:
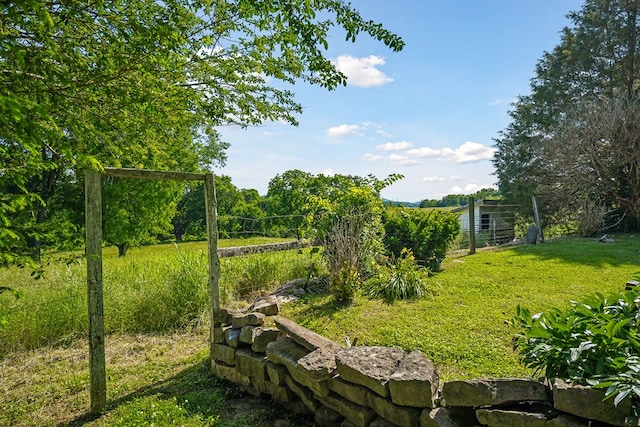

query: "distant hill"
left=382, top=199, right=421, bottom=207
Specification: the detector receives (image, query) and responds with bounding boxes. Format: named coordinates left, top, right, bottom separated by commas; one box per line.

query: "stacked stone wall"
left=211, top=305, right=638, bottom=427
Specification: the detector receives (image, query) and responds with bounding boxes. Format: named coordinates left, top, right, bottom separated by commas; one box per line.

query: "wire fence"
left=2, top=205, right=531, bottom=424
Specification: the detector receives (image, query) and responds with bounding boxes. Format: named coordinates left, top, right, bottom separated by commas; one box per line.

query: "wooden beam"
left=85, top=171, right=106, bottom=414
left=204, top=173, right=221, bottom=330
left=468, top=196, right=476, bottom=255
left=103, top=167, right=207, bottom=181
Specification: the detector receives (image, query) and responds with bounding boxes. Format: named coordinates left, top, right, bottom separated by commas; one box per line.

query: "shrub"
left=382, top=207, right=460, bottom=270
left=364, top=248, right=430, bottom=303
left=513, top=290, right=640, bottom=410
left=321, top=211, right=374, bottom=304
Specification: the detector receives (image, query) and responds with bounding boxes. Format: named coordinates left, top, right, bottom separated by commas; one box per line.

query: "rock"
left=315, top=392, right=377, bottom=427
left=419, top=407, right=478, bottom=427
left=266, top=336, right=330, bottom=396
left=250, top=295, right=280, bottom=316
left=274, top=317, right=341, bottom=352
left=552, top=378, right=633, bottom=427
left=252, top=328, right=280, bottom=353
left=211, top=361, right=250, bottom=387
left=224, top=327, right=242, bottom=348
left=526, top=225, right=537, bottom=244
left=212, top=326, right=229, bottom=344
left=315, top=406, right=345, bottom=427
left=369, top=417, right=398, bottom=427
left=441, top=378, right=548, bottom=407
left=240, top=325, right=259, bottom=344
left=267, top=362, right=288, bottom=385
left=235, top=348, right=268, bottom=380
left=335, top=346, right=405, bottom=397
left=231, top=312, right=265, bottom=329
left=297, top=346, right=338, bottom=381
left=366, top=392, right=421, bottom=427
left=328, top=377, right=372, bottom=406
left=211, top=343, right=236, bottom=366
left=476, top=408, right=548, bottom=427
left=214, top=308, right=241, bottom=325
left=285, top=375, right=318, bottom=413
left=547, top=414, right=589, bottom=426
left=388, top=350, right=439, bottom=408
left=251, top=376, right=292, bottom=404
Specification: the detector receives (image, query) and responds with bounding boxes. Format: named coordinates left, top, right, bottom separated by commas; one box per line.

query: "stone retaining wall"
left=211, top=305, right=638, bottom=427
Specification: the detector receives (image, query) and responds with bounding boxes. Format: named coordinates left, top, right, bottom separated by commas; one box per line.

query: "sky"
left=215, top=0, right=585, bottom=202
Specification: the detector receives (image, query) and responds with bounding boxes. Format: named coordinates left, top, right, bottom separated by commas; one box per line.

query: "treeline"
left=417, top=188, right=500, bottom=208
left=493, top=0, right=640, bottom=235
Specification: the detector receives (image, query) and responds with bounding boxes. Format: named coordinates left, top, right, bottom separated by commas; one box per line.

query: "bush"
left=383, top=208, right=460, bottom=270
left=513, top=290, right=640, bottom=410
left=321, top=211, right=376, bottom=304
left=364, top=248, right=430, bottom=303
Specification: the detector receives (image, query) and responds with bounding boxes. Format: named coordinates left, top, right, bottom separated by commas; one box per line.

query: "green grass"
left=3, top=234, right=640, bottom=425
left=0, top=238, right=321, bottom=354
left=281, top=234, right=640, bottom=381
left=0, top=331, right=313, bottom=427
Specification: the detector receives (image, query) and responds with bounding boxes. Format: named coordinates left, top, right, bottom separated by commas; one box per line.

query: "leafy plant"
left=364, top=248, right=430, bottom=303
left=383, top=207, right=460, bottom=271
left=513, top=290, right=640, bottom=410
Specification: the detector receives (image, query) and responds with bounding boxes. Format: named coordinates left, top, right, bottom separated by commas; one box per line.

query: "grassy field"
left=2, top=234, right=640, bottom=425
left=283, top=234, right=640, bottom=380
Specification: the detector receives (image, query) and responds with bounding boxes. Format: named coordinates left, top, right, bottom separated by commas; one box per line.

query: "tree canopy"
left=0, top=0, right=404, bottom=262
left=493, top=0, right=640, bottom=233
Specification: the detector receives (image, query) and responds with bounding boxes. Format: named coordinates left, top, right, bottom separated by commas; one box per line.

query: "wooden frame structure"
left=85, top=167, right=220, bottom=414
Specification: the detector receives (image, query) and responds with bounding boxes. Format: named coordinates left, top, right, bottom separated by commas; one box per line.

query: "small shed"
left=452, top=199, right=517, bottom=244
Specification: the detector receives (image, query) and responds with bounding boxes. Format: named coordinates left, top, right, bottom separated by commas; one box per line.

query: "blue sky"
left=216, top=1, right=584, bottom=202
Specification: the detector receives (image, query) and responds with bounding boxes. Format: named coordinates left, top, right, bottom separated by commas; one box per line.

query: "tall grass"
left=0, top=241, right=323, bottom=355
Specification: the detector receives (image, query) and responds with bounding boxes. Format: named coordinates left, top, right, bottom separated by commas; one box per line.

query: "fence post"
left=468, top=196, right=476, bottom=254
left=85, top=171, right=106, bottom=414
left=531, top=195, right=544, bottom=243
left=204, top=174, right=220, bottom=340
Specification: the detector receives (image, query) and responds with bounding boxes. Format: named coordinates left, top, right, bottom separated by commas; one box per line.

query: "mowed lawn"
left=2, top=235, right=640, bottom=426
left=282, top=234, right=640, bottom=380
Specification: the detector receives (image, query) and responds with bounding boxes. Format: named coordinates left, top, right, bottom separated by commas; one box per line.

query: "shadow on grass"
left=62, top=360, right=314, bottom=427
left=460, top=234, right=640, bottom=269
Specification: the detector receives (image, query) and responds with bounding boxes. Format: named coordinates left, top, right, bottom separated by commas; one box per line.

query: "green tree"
left=494, top=0, right=640, bottom=230
left=103, top=179, right=184, bottom=256
left=1, top=0, right=404, bottom=263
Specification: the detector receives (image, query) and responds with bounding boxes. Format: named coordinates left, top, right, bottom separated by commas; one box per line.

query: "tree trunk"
left=116, top=243, right=129, bottom=257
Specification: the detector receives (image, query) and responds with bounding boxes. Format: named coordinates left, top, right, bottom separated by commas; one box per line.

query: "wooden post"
left=531, top=195, right=544, bottom=243
left=85, top=171, right=106, bottom=414
left=204, top=174, right=220, bottom=344
left=468, top=196, right=476, bottom=255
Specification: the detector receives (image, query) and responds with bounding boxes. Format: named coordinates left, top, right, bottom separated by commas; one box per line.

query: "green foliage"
left=514, top=290, right=640, bottom=408
left=494, top=0, right=640, bottom=227
left=364, top=248, right=430, bottom=304
left=1, top=0, right=403, bottom=264
left=330, top=262, right=361, bottom=305
left=0, top=240, right=319, bottom=353
left=419, top=188, right=501, bottom=208
left=383, top=207, right=460, bottom=270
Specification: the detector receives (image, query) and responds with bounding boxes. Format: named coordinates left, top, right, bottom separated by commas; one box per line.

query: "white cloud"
left=451, top=183, right=497, bottom=193
left=376, top=141, right=412, bottom=151
left=422, top=176, right=446, bottom=183
left=450, top=141, right=496, bottom=163
left=333, top=55, right=393, bottom=87
left=363, top=153, right=384, bottom=162
left=321, top=169, right=336, bottom=177
left=405, top=141, right=495, bottom=163
left=376, top=129, right=392, bottom=138
left=405, top=147, right=442, bottom=158
left=389, top=154, right=419, bottom=166
left=327, top=124, right=360, bottom=138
